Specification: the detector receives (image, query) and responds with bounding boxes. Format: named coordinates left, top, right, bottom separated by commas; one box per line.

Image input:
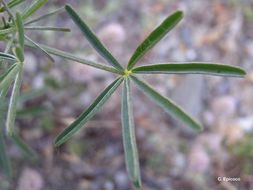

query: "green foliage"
left=65, top=5, right=123, bottom=71
left=54, top=77, right=124, bottom=146
left=127, top=10, right=183, bottom=70
left=132, top=63, right=246, bottom=77
left=0, top=0, right=68, bottom=179
left=0, top=1, right=247, bottom=188
left=53, top=5, right=246, bottom=188
left=122, top=78, right=141, bottom=187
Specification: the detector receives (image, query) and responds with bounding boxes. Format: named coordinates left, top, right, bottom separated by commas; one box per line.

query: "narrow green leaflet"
left=0, top=64, right=18, bottom=82
left=24, top=26, right=71, bottom=32
left=132, top=63, right=246, bottom=77
left=54, top=77, right=124, bottom=146
left=25, top=42, right=122, bottom=74
left=0, top=52, right=17, bottom=63
left=121, top=78, right=141, bottom=188
left=6, top=68, right=23, bottom=136
left=16, top=12, right=25, bottom=50
left=22, top=0, right=48, bottom=20
left=127, top=11, right=183, bottom=69
left=0, top=64, right=20, bottom=90
left=8, top=0, right=25, bottom=7
left=25, top=7, right=64, bottom=25
left=0, top=86, right=12, bottom=178
left=10, top=134, right=37, bottom=160
left=0, top=132, right=12, bottom=178
left=131, top=76, right=202, bottom=131
left=65, top=5, right=123, bottom=71
left=25, top=36, right=54, bottom=62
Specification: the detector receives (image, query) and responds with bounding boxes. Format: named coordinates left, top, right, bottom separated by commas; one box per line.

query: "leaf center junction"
left=124, top=69, right=132, bottom=77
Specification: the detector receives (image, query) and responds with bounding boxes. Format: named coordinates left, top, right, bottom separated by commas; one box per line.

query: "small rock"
left=17, top=168, right=44, bottom=190
left=78, top=179, right=91, bottom=190
left=170, top=153, right=187, bottom=176
left=188, top=145, right=210, bottom=173
left=202, top=111, right=215, bottom=126
left=32, top=74, right=45, bottom=89
left=222, top=120, right=247, bottom=145
left=197, top=133, right=223, bottom=153
left=69, top=63, right=109, bottom=83
left=225, top=124, right=244, bottom=145
left=98, top=23, right=126, bottom=57
left=104, top=181, right=114, bottom=190
left=24, top=52, right=37, bottom=73
left=237, top=117, right=253, bottom=132
left=98, top=23, right=126, bottom=45
left=114, top=171, right=130, bottom=189
left=211, top=95, right=237, bottom=118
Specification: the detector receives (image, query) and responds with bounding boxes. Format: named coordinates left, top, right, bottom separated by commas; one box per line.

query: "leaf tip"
left=240, top=69, right=247, bottom=77
left=197, top=124, right=204, bottom=132
left=176, top=10, right=184, bottom=16
left=54, top=136, right=64, bottom=147
left=191, top=120, right=203, bottom=132
left=64, top=4, right=72, bottom=11
left=133, top=178, right=142, bottom=188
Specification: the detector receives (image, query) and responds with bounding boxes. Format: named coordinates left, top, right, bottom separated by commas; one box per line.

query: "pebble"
left=104, top=181, right=114, bottom=190
left=32, top=74, right=45, bottom=89
left=188, top=144, right=210, bottom=173
left=211, top=95, right=237, bottom=118
left=24, top=52, right=37, bottom=73
left=98, top=23, right=126, bottom=45
left=114, top=171, right=130, bottom=189
left=17, top=168, right=44, bottom=190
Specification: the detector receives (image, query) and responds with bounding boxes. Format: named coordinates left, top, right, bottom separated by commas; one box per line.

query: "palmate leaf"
left=65, top=5, right=123, bottom=71
left=54, top=77, right=124, bottom=146
left=132, top=63, right=246, bottom=77
left=127, top=11, right=183, bottom=69
left=22, top=0, right=48, bottom=20
left=130, top=75, right=202, bottom=131
left=121, top=77, right=141, bottom=188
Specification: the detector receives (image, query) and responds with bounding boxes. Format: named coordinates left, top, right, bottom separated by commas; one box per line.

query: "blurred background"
left=1, top=0, right=253, bottom=189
